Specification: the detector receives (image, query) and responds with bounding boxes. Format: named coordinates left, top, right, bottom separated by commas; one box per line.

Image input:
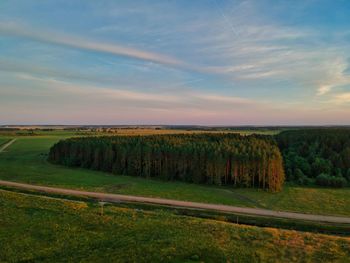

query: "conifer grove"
left=48, top=134, right=285, bottom=192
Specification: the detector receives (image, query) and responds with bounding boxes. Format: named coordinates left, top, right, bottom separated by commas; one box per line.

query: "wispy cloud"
left=2, top=72, right=350, bottom=125
left=16, top=74, right=181, bottom=104
left=12, top=73, right=263, bottom=112
left=317, top=85, right=333, bottom=96
left=332, top=92, right=350, bottom=104
left=194, top=94, right=254, bottom=105
left=316, top=58, right=350, bottom=96
left=0, top=22, right=184, bottom=68
left=3, top=18, right=348, bottom=94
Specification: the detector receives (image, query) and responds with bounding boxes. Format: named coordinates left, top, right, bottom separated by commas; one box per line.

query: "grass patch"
left=0, top=137, right=11, bottom=147
left=118, top=202, right=350, bottom=236
left=3, top=186, right=349, bottom=236
left=1, top=189, right=350, bottom=262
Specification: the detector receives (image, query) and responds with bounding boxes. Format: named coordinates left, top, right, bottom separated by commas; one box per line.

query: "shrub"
left=315, top=174, right=347, bottom=188
left=346, top=169, right=350, bottom=182
left=330, top=177, right=347, bottom=187
left=294, top=169, right=312, bottom=185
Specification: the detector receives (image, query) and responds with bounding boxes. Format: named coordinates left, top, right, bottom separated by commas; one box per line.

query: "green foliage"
left=49, top=134, right=285, bottom=191
left=295, top=156, right=312, bottom=176
left=294, top=169, right=312, bottom=186
left=315, top=174, right=347, bottom=188
left=277, top=129, right=350, bottom=187
left=346, top=169, right=350, bottom=182
left=312, top=158, right=332, bottom=176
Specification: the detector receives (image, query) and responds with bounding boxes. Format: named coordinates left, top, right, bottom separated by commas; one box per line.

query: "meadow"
left=1, top=189, right=350, bottom=262
left=0, top=129, right=350, bottom=216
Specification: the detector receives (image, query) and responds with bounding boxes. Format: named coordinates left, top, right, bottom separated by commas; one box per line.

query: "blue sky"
left=1, top=0, right=350, bottom=125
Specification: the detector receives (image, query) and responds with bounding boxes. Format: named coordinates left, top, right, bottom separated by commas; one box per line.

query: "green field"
left=1, top=189, right=349, bottom=263
left=0, top=131, right=350, bottom=216
left=0, top=137, right=11, bottom=147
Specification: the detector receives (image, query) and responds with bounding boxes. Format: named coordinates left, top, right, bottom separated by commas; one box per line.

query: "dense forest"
left=49, top=134, right=285, bottom=191
left=277, top=129, right=350, bottom=187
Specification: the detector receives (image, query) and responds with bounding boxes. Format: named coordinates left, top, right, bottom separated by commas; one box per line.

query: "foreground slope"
left=1, top=190, right=350, bottom=262
left=2, top=180, right=350, bottom=224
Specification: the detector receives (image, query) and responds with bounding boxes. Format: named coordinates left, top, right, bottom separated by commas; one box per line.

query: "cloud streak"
left=316, top=58, right=350, bottom=96
left=0, top=22, right=184, bottom=68
left=12, top=73, right=260, bottom=111
left=317, top=85, right=332, bottom=96
left=332, top=93, right=350, bottom=104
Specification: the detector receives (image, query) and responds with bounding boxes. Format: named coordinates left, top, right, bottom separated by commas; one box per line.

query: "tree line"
left=48, top=134, right=285, bottom=192
left=277, top=129, right=350, bottom=187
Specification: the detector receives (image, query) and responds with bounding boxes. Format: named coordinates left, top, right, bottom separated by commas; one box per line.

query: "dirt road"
left=1, top=180, right=350, bottom=224
left=0, top=139, right=16, bottom=153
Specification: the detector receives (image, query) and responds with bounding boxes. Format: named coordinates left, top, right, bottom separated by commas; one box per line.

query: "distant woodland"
left=277, top=129, right=350, bottom=187
left=49, top=134, right=285, bottom=192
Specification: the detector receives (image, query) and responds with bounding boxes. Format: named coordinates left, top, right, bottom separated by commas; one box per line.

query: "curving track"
left=0, top=179, right=350, bottom=224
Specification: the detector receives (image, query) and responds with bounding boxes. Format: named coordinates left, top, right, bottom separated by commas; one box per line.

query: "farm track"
left=0, top=139, right=16, bottom=153
left=1, top=180, right=350, bottom=224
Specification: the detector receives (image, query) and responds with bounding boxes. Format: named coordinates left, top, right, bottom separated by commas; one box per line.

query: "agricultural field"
left=0, top=127, right=281, bottom=137
left=1, top=189, right=350, bottom=263
left=1, top=130, right=350, bottom=216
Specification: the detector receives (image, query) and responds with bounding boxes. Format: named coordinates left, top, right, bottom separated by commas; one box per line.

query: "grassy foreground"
left=1, top=189, right=350, bottom=263
left=0, top=131, right=350, bottom=216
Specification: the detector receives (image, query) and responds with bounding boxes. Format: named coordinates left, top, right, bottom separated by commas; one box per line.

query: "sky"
left=1, top=0, right=350, bottom=125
